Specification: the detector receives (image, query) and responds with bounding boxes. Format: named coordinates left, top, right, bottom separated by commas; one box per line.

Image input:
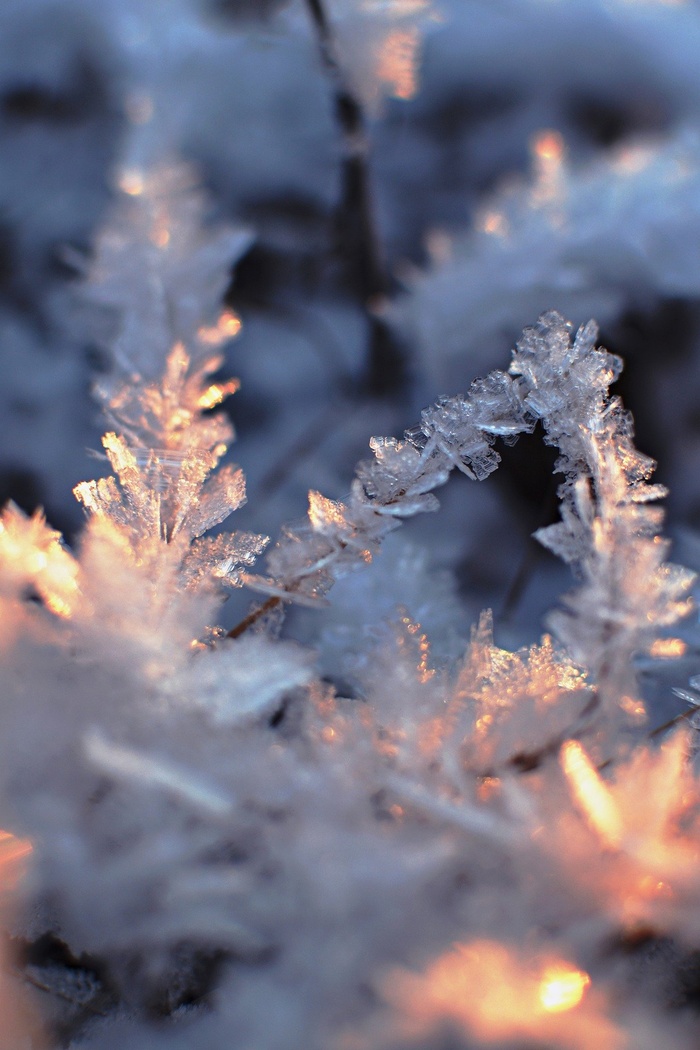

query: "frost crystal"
left=71, top=166, right=268, bottom=649
left=511, top=312, right=695, bottom=717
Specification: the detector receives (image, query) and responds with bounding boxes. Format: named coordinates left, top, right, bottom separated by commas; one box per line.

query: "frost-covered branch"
left=248, top=311, right=694, bottom=722
left=511, top=312, right=695, bottom=721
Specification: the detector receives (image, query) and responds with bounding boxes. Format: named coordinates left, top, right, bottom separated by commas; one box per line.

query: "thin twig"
left=227, top=596, right=282, bottom=639
left=648, top=706, right=698, bottom=739
left=597, top=707, right=697, bottom=772
left=303, top=0, right=408, bottom=396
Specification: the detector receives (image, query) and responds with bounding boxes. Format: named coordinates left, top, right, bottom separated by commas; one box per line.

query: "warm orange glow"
left=561, top=741, right=623, bottom=849
left=649, top=637, right=687, bottom=658
left=399, top=613, right=436, bottom=683
left=43, top=593, right=74, bottom=618
left=308, top=491, right=347, bottom=532
left=636, top=874, right=673, bottom=899
left=150, top=226, right=171, bottom=248
left=533, top=130, right=565, bottom=164
left=197, top=378, right=240, bottom=411
left=0, top=830, right=32, bottom=862
left=538, top=966, right=590, bottom=1013
left=476, top=712, right=493, bottom=727
left=0, top=829, right=32, bottom=893
left=362, top=0, right=429, bottom=11
left=478, top=210, right=509, bottom=237
left=198, top=310, right=242, bottom=346
left=618, top=694, right=647, bottom=721
left=530, top=130, right=566, bottom=208
left=613, top=143, right=655, bottom=175
left=381, top=941, right=617, bottom=1050
left=477, top=776, right=501, bottom=802
left=118, top=169, right=145, bottom=196
left=0, top=505, right=79, bottom=618
left=376, top=27, right=421, bottom=101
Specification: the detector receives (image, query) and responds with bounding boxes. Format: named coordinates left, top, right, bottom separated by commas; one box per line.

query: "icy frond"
left=85, top=160, right=251, bottom=385
left=73, top=435, right=266, bottom=667
left=248, top=312, right=692, bottom=745
left=98, top=341, right=239, bottom=455
left=511, top=312, right=695, bottom=719
left=75, top=207, right=268, bottom=630
left=416, top=371, right=534, bottom=479
left=454, top=616, right=591, bottom=776
left=341, top=608, right=590, bottom=847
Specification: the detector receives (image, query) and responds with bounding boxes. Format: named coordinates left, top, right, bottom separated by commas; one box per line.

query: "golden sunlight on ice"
left=308, top=490, right=348, bottom=532
left=0, top=829, right=32, bottom=891
left=649, top=637, right=687, bottom=658
left=477, top=210, right=509, bottom=237
left=558, top=728, right=700, bottom=933
left=118, top=169, right=145, bottom=196
left=197, top=376, right=241, bottom=411
left=376, top=27, right=421, bottom=100
left=198, top=310, right=242, bottom=346
left=399, top=612, right=436, bottom=683
left=538, top=965, right=591, bottom=1013
left=380, top=940, right=618, bottom=1050
left=530, top=129, right=566, bottom=207
left=532, top=130, right=565, bottom=167
left=618, top=694, right=647, bottom=721
left=0, top=505, right=79, bottom=619
left=150, top=226, right=170, bottom=248
left=560, top=741, right=623, bottom=849
left=0, top=832, right=46, bottom=1049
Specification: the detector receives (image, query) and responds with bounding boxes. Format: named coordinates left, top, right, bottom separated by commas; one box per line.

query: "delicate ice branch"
left=248, top=311, right=694, bottom=722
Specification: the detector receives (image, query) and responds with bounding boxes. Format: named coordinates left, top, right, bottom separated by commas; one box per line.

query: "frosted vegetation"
left=2, top=1, right=700, bottom=1048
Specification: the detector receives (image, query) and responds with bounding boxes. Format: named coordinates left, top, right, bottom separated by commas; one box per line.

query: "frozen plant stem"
left=247, top=313, right=694, bottom=726
left=303, top=0, right=408, bottom=396
left=227, top=594, right=281, bottom=639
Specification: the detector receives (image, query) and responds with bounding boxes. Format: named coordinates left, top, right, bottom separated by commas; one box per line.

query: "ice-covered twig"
left=511, top=312, right=695, bottom=721
left=248, top=311, right=693, bottom=722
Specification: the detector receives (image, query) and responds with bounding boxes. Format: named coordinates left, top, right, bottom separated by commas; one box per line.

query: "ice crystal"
left=512, top=312, right=695, bottom=718
left=71, top=167, right=268, bottom=652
